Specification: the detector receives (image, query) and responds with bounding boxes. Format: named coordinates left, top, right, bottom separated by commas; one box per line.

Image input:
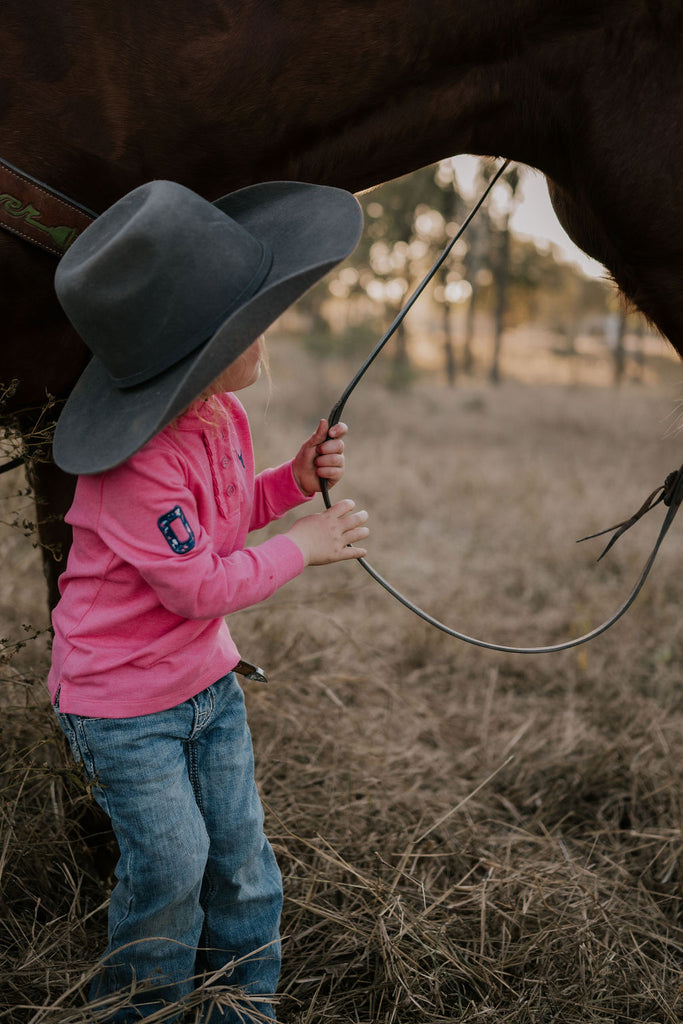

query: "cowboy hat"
left=52, top=178, right=363, bottom=474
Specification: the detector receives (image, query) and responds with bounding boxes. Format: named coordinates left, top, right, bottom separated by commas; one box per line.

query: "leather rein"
left=321, top=160, right=683, bottom=654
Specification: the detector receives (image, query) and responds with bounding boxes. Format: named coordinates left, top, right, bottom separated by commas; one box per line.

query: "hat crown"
left=52, top=178, right=364, bottom=474
left=55, top=181, right=272, bottom=388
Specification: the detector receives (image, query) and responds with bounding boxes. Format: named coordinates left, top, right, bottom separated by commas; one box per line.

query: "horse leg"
left=21, top=445, right=75, bottom=611
left=20, top=438, right=119, bottom=878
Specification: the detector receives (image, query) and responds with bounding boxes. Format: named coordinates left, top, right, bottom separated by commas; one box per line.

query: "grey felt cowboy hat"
left=52, top=179, right=363, bottom=474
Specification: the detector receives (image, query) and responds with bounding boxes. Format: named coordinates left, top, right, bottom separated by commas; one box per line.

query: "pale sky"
left=451, top=155, right=606, bottom=279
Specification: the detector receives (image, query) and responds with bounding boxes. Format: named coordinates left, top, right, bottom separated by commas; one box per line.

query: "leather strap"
left=233, top=659, right=268, bottom=683
left=0, top=157, right=96, bottom=257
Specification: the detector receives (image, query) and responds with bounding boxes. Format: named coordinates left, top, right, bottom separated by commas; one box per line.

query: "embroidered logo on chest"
left=157, top=506, right=195, bottom=554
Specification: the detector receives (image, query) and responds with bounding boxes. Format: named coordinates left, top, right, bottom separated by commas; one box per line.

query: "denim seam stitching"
left=75, top=719, right=136, bottom=961
left=74, top=716, right=99, bottom=782
left=187, top=740, right=205, bottom=817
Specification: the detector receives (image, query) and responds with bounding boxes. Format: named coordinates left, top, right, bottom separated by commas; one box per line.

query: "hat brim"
left=53, top=181, right=362, bottom=474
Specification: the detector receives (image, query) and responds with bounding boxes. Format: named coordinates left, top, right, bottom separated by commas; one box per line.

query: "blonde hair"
left=202, top=338, right=270, bottom=399
left=174, top=337, right=270, bottom=431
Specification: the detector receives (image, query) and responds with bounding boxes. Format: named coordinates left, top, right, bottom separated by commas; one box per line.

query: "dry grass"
left=2, top=335, right=683, bottom=1022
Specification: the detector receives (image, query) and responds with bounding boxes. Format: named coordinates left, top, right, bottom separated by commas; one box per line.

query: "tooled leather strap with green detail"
left=0, top=157, right=96, bottom=257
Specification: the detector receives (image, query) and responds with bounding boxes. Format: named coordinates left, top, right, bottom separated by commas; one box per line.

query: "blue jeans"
left=55, top=673, right=282, bottom=1023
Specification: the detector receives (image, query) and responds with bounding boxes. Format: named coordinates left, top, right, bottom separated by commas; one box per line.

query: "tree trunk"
left=444, top=299, right=456, bottom=386
left=613, top=309, right=627, bottom=387
left=490, top=212, right=510, bottom=385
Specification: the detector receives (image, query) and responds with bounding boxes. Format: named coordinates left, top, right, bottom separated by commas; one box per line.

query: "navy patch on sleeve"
left=157, top=506, right=196, bottom=554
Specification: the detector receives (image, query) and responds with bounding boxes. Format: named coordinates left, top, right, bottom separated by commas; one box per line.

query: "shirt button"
left=221, top=456, right=231, bottom=467
left=226, top=484, right=236, bottom=496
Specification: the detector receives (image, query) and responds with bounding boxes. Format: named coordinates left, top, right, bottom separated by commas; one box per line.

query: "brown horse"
left=2, top=0, right=682, bottom=607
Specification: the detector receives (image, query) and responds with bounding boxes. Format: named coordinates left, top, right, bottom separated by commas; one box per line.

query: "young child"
left=47, top=179, right=368, bottom=1022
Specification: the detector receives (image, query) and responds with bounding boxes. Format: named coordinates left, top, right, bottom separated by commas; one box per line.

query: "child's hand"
left=292, top=419, right=348, bottom=495
left=286, top=499, right=369, bottom=566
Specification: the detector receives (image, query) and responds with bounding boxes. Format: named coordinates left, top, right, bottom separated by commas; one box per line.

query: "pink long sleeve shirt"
left=48, top=394, right=312, bottom=717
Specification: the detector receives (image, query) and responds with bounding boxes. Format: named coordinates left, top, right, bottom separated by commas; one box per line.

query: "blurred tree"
left=461, top=210, right=488, bottom=375
left=604, top=307, right=645, bottom=387
left=301, top=157, right=620, bottom=387
left=426, top=161, right=466, bottom=385
left=489, top=164, right=521, bottom=384
left=357, top=165, right=443, bottom=387
left=613, top=309, right=627, bottom=386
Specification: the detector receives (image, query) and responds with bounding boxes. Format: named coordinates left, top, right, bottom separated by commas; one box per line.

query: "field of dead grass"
left=2, top=336, right=683, bottom=1023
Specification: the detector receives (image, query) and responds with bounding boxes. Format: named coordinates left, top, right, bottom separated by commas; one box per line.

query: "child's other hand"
left=292, top=419, right=348, bottom=495
left=287, top=499, right=369, bottom=566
